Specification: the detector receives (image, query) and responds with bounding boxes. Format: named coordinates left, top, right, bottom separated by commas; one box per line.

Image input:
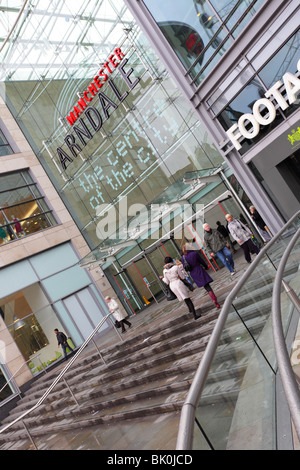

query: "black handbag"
left=182, top=255, right=192, bottom=272
left=166, top=286, right=177, bottom=301
left=181, top=278, right=194, bottom=291
left=114, top=320, right=121, bottom=328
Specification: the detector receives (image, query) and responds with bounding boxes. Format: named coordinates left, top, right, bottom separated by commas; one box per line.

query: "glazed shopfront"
left=0, top=2, right=262, bottom=316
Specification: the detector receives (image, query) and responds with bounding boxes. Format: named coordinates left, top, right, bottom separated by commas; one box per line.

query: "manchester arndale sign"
left=57, top=47, right=139, bottom=170
left=226, top=59, right=300, bottom=150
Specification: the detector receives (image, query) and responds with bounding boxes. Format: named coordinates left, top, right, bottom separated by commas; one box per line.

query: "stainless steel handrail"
left=272, top=227, right=300, bottom=437
left=0, top=312, right=116, bottom=446
left=176, top=210, right=300, bottom=450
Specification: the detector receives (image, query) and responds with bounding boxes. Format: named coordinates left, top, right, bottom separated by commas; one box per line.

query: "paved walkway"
left=1, top=249, right=259, bottom=450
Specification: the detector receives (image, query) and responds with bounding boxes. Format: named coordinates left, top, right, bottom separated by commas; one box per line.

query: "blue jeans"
left=216, top=246, right=234, bottom=273
left=61, top=341, right=73, bottom=358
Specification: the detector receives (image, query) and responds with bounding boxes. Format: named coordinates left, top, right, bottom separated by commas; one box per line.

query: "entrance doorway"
left=105, top=187, right=262, bottom=314
left=62, top=287, right=110, bottom=341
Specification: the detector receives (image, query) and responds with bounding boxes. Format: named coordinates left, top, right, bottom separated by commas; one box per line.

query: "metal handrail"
left=272, top=227, right=300, bottom=437
left=176, top=210, right=300, bottom=450
left=0, top=311, right=116, bottom=445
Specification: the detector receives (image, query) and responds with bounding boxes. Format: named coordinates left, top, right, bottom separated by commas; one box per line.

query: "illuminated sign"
left=226, top=59, right=300, bottom=150
left=57, top=47, right=140, bottom=170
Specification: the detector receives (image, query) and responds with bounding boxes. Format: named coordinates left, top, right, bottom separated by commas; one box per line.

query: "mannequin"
left=0, top=226, right=8, bottom=243
left=11, top=216, right=26, bottom=237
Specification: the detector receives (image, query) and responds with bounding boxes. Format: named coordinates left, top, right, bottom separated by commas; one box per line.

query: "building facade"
left=0, top=0, right=299, bottom=403
left=0, top=95, right=115, bottom=405
left=126, top=0, right=300, bottom=226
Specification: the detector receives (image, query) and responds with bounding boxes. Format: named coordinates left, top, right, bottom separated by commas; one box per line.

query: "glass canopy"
left=79, top=166, right=222, bottom=267
left=0, top=0, right=132, bottom=82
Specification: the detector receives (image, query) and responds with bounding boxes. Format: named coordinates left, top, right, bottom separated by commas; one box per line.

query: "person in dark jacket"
left=216, top=220, right=236, bottom=252
left=249, top=206, right=271, bottom=242
left=182, top=244, right=220, bottom=308
left=204, top=223, right=236, bottom=276
left=54, top=329, right=74, bottom=360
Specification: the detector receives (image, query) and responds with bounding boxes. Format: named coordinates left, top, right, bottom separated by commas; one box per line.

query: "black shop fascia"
left=56, top=54, right=140, bottom=171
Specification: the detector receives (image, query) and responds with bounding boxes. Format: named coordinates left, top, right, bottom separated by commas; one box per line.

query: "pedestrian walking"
left=203, top=223, right=236, bottom=276
left=182, top=244, right=220, bottom=308
left=54, top=329, right=74, bottom=360
left=216, top=220, right=236, bottom=252
left=105, top=296, right=132, bottom=333
left=225, top=214, right=260, bottom=264
left=161, top=257, right=200, bottom=320
left=249, top=205, right=271, bottom=243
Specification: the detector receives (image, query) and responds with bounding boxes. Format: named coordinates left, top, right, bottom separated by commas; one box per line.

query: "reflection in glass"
left=143, top=0, right=265, bottom=83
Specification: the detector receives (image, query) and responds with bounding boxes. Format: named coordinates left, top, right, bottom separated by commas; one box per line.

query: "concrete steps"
left=1, top=254, right=295, bottom=448
left=0, top=302, right=219, bottom=444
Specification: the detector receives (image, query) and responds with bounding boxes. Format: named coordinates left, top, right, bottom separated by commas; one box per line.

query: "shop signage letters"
left=57, top=47, right=140, bottom=170
left=226, top=59, right=300, bottom=150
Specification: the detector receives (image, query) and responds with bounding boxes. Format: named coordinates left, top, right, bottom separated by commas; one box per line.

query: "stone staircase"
left=0, top=299, right=220, bottom=447
left=1, top=248, right=297, bottom=449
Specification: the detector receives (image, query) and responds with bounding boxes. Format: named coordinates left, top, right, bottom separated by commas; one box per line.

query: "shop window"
left=1, top=285, right=67, bottom=376
left=0, top=170, right=57, bottom=245
left=0, top=129, right=14, bottom=156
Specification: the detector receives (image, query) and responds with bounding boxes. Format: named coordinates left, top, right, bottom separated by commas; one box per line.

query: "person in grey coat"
left=225, top=214, right=259, bottom=264
left=203, top=223, right=236, bottom=276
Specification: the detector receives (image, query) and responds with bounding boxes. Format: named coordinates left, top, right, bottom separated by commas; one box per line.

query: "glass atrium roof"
left=0, top=0, right=133, bottom=81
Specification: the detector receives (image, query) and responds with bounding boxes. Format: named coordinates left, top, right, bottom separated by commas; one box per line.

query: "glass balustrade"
left=191, top=216, right=300, bottom=450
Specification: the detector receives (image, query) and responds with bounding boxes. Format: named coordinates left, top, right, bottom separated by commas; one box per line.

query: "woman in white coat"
left=161, top=257, right=200, bottom=320
left=105, top=296, right=132, bottom=333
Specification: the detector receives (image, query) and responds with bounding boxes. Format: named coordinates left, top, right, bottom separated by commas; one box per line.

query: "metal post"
left=22, top=420, right=38, bottom=450
left=92, top=339, right=106, bottom=364
left=282, top=280, right=300, bottom=314
left=63, top=378, right=80, bottom=407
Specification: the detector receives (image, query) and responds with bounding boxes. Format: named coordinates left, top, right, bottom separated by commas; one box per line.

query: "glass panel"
left=257, top=29, right=300, bottom=117
left=76, top=288, right=109, bottom=328
left=265, top=216, right=300, bottom=269
left=143, top=0, right=228, bottom=84
left=0, top=186, right=36, bottom=207
left=221, top=0, right=265, bottom=38
left=192, top=214, right=300, bottom=450
left=0, top=364, right=14, bottom=403
left=63, top=295, right=94, bottom=340
left=54, top=301, right=83, bottom=346
left=0, top=259, right=38, bottom=299
left=126, top=258, right=164, bottom=304
left=42, top=265, right=91, bottom=302
left=30, top=243, right=78, bottom=279
left=112, top=271, right=143, bottom=313
left=0, top=172, right=26, bottom=191
left=232, top=254, right=277, bottom=367
left=0, top=129, right=14, bottom=156
left=194, top=308, right=276, bottom=450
